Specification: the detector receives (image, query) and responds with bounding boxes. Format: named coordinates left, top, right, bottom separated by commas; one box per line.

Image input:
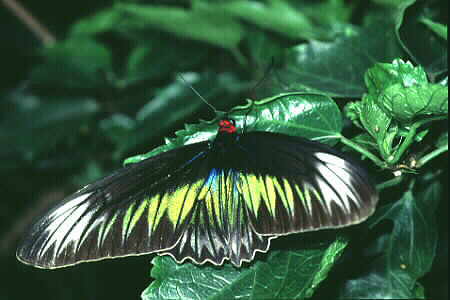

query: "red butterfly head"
left=218, top=119, right=237, bottom=134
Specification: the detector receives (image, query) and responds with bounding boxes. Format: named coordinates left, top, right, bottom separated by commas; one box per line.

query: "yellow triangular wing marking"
left=263, top=176, right=277, bottom=217
left=126, top=200, right=148, bottom=238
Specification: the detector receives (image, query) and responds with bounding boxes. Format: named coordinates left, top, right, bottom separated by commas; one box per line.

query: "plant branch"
left=417, top=144, right=448, bottom=167
left=2, top=0, right=56, bottom=46
left=390, top=116, right=448, bottom=164
left=376, top=175, right=404, bottom=191
left=338, top=135, right=387, bottom=169
left=390, top=123, right=419, bottom=164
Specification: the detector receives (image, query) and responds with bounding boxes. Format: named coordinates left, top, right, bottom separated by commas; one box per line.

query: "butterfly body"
left=17, top=119, right=378, bottom=268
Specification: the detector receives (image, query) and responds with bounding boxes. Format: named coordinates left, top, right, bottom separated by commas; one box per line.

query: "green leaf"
left=436, top=131, right=448, bottom=148
left=414, top=284, right=426, bottom=299
left=341, top=174, right=442, bottom=299
left=125, top=92, right=342, bottom=164
left=345, top=59, right=448, bottom=165
left=349, top=133, right=379, bottom=153
left=70, top=8, right=120, bottom=36
left=116, top=4, right=244, bottom=51
left=193, top=0, right=322, bottom=41
left=243, top=28, right=285, bottom=71
left=367, top=59, right=448, bottom=123
left=346, top=96, right=392, bottom=142
left=371, top=0, right=416, bottom=6
left=345, top=95, right=394, bottom=159
left=0, top=96, right=98, bottom=161
left=365, top=59, right=428, bottom=94
left=71, top=160, right=106, bottom=187
left=379, top=84, right=448, bottom=122
left=420, top=18, right=448, bottom=41
left=292, top=0, right=353, bottom=29
left=29, top=38, right=112, bottom=89
left=274, top=16, right=404, bottom=98
left=124, top=39, right=207, bottom=85
left=99, top=113, right=136, bottom=155
left=396, top=1, right=448, bottom=76
left=241, top=93, right=343, bottom=141
left=142, top=237, right=348, bottom=300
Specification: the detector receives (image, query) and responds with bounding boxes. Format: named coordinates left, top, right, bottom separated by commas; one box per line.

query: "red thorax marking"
left=219, top=119, right=237, bottom=134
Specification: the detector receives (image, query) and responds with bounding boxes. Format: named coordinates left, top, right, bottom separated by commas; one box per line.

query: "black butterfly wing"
left=17, top=130, right=378, bottom=269
left=147, top=131, right=378, bottom=266
left=16, top=142, right=210, bottom=268
left=16, top=141, right=271, bottom=268
left=235, top=131, right=378, bottom=236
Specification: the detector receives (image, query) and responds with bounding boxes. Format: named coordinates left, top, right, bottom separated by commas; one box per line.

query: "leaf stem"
left=338, top=135, right=386, bottom=168
left=390, top=124, right=418, bottom=164
left=376, top=176, right=404, bottom=191
left=417, top=144, right=448, bottom=167
left=391, top=116, right=448, bottom=164
left=1, top=0, right=56, bottom=46
left=231, top=48, right=248, bottom=66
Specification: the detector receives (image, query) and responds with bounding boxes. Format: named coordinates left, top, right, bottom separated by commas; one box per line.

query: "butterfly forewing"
left=17, top=142, right=211, bottom=268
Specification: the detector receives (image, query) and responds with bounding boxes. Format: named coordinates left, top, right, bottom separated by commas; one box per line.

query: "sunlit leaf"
left=366, top=59, right=448, bottom=123
left=125, top=92, right=342, bottom=164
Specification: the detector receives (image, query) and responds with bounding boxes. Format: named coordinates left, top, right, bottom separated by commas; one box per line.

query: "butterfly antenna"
left=177, top=73, right=218, bottom=114
left=250, top=57, right=276, bottom=99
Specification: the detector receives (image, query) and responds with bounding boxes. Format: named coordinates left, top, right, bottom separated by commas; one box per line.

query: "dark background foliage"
left=1, top=0, right=447, bottom=299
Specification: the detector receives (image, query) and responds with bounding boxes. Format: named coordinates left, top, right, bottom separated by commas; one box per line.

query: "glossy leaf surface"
left=366, top=59, right=448, bottom=123
left=273, top=16, right=404, bottom=98
left=125, top=93, right=343, bottom=164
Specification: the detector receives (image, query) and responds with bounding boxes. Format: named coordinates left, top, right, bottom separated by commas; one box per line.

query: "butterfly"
left=16, top=112, right=378, bottom=269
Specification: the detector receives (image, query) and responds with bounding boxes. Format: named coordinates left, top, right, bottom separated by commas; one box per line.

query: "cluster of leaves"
left=2, top=0, right=447, bottom=300
left=346, top=59, right=447, bottom=169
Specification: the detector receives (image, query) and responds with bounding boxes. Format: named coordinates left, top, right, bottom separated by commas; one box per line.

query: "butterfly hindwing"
left=163, top=169, right=272, bottom=266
